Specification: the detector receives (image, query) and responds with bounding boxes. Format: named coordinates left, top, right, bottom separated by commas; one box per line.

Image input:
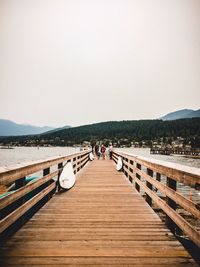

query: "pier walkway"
left=0, top=159, right=198, bottom=266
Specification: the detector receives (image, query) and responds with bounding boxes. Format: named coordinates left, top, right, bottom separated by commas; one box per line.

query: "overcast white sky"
left=0, top=0, right=199, bottom=127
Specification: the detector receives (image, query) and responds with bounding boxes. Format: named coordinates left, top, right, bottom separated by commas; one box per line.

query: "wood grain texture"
left=0, top=150, right=89, bottom=185
left=113, top=150, right=200, bottom=186
left=0, top=160, right=197, bottom=266
left=123, top=163, right=200, bottom=247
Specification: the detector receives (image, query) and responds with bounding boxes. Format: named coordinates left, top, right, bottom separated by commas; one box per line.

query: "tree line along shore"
left=0, top=118, right=200, bottom=149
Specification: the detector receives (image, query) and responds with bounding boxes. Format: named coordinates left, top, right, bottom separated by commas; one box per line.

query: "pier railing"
left=112, top=150, right=200, bottom=248
left=150, top=147, right=200, bottom=156
left=0, top=150, right=90, bottom=238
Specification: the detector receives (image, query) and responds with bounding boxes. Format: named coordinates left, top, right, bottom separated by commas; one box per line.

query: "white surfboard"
left=59, top=162, right=75, bottom=190
left=89, top=152, right=95, bottom=161
left=116, top=156, right=123, bottom=171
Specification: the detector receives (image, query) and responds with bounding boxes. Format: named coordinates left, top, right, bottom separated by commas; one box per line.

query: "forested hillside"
left=1, top=118, right=200, bottom=147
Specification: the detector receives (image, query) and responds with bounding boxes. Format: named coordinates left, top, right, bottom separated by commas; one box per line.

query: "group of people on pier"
left=93, top=143, right=113, bottom=160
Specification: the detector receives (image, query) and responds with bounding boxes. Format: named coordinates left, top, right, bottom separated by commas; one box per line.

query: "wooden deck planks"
left=0, top=159, right=198, bottom=266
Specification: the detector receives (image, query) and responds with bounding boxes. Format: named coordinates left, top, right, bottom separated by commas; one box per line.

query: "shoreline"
left=183, top=155, right=200, bottom=159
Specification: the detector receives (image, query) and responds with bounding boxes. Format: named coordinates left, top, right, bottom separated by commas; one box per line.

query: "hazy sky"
left=0, top=0, right=200, bottom=127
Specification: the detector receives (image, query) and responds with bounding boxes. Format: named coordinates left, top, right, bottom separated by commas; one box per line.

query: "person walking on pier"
left=101, top=144, right=106, bottom=160
left=108, top=143, right=113, bottom=159
left=95, top=144, right=100, bottom=159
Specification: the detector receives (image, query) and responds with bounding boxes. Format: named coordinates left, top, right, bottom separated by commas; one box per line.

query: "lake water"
left=0, top=146, right=199, bottom=208
left=0, top=146, right=199, bottom=168
left=118, top=148, right=200, bottom=204
left=118, top=147, right=200, bottom=168
left=0, top=146, right=81, bottom=167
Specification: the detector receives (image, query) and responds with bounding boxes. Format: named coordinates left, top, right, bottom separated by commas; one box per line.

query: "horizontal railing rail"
left=112, top=150, right=200, bottom=248
left=0, top=150, right=90, bottom=238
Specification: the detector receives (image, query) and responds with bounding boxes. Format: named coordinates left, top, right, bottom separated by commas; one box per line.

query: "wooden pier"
left=150, top=147, right=200, bottom=156
left=0, top=150, right=200, bottom=266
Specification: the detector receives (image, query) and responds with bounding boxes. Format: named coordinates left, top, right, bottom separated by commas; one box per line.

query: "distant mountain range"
left=1, top=118, right=200, bottom=148
left=42, top=125, right=71, bottom=135
left=0, top=108, right=199, bottom=136
left=0, top=119, right=55, bottom=136
left=160, top=109, right=200, bottom=121
left=0, top=119, right=72, bottom=136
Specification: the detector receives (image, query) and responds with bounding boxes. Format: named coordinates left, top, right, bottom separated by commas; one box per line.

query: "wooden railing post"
left=135, top=163, right=141, bottom=192
left=146, top=168, right=153, bottom=206
left=43, top=167, right=51, bottom=199
left=166, top=177, right=177, bottom=234
left=58, top=162, right=63, bottom=170
left=58, top=162, right=63, bottom=177
left=122, top=157, right=125, bottom=174
left=156, top=173, right=161, bottom=182
left=80, top=154, right=83, bottom=168
left=15, top=177, right=26, bottom=190
left=111, top=150, right=200, bottom=248
left=124, top=158, right=128, bottom=177
left=0, top=151, right=90, bottom=238
left=15, top=177, right=26, bottom=217
left=128, top=160, right=133, bottom=183
left=76, top=156, right=78, bottom=171
left=57, top=163, right=63, bottom=192
left=73, top=157, right=77, bottom=174
left=43, top=167, right=50, bottom=176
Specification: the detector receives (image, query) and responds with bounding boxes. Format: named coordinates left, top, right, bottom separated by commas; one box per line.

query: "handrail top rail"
left=113, top=150, right=200, bottom=248
left=114, top=150, right=200, bottom=185
left=0, top=150, right=90, bottom=185
left=114, top=150, right=200, bottom=176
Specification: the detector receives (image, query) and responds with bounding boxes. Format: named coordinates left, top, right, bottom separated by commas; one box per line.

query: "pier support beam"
left=166, top=177, right=177, bottom=234
left=146, top=168, right=153, bottom=206
left=135, top=163, right=141, bottom=192
left=15, top=177, right=26, bottom=190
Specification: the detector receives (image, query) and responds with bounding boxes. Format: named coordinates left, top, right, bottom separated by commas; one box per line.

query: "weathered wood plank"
left=134, top=167, right=200, bottom=218
left=0, top=159, right=197, bottom=266
left=0, top=151, right=89, bottom=185
left=1, top=247, right=190, bottom=257
left=0, top=183, right=56, bottom=234
left=0, top=257, right=196, bottom=266
left=124, top=167, right=200, bottom=248
left=0, top=170, right=59, bottom=210
left=114, top=150, right=200, bottom=186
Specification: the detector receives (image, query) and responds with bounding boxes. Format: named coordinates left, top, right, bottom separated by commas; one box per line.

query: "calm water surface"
left=119, top=147, right=200, bottom=168
left=119, top=148, right=200, bottom=203
left=0, top=146, right=199, bottom=203
left=0, top=146, right=199, bottom=168
left=0, top=146, right=80, bottom=167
